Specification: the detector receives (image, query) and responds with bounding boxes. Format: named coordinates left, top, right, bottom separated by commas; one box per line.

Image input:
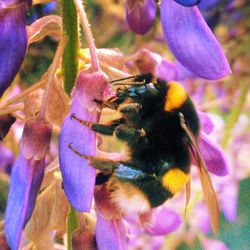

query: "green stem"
left=66, top=206, right=79, bottom=250
left=62, top=0, right=79, bottom=95
left=73, top=0, right=100, bottom=71
left=221, top=79, right=249, bottom=148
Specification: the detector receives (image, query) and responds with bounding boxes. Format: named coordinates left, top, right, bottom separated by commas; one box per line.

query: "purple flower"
left=140, top=206, right=182, bottom=236
left=59, top=68, right=110, bottom=212
left=0, top=0, right=31, bottom=96
left=126, top=0, right=157, bottom=34
left=160, top=0, right=231, bottom=80
left=5, top=118, right=52, bottom=250
left=198, top=132, right=229, bottom=176
left=96, top=212, right=127, bottom=250
left=197, top=111, right=229, bottom=176
left=125, top=0, right=231, bottom=79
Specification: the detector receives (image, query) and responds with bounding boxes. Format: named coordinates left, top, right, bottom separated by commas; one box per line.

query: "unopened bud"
left=134, top=49, right=162, bottom=74
left=73, top=68, right=110, bottom=111
left=21, top=118, right=52, bottom=160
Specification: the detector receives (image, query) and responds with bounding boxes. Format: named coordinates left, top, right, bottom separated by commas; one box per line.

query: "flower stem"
left=66, top=206, right=79, bottom=250
left=221, top=79, right=249, bottom=148
left=62, top=0, right=79, bottom=95
left=0, top=104, right=23, bottom=116
left=0, top=80, right=45, bottom=110
left=39, top=37, right=67, bottom=119
left=73, top=0, right=100, bottom=71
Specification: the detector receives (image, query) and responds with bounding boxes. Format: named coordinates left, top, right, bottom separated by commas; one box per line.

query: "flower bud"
left=21, top=118, right=52, bottom=160
left=126, top=0, right=156, bottom=35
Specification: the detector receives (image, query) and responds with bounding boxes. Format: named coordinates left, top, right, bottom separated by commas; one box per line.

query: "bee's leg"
left=118, top=103, right=142, bottom=114
left=68, top=143, right=117, bottom=171
left=94, top=96, right=119, bottom=110
left=114, top=124, right=146, bottom=145
left=118, top=103, right=142, bottom=124
left=70, top=113, right=124, bottom=136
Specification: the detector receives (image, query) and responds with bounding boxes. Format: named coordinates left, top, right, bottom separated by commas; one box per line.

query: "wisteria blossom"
left=0, top=0, right=249, bottom=250
left=125, top=0, right=231, bottom=79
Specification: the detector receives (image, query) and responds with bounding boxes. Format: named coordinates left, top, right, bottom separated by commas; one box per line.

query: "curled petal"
left=5, top=153, right=43, bottom=250
left=160, top=0, right=231, bottom=79
left=140, top=206, right=182, bottom=236
left=126, top=0, right=156, bottom=35
left=21, top=118, right=52, bottom=160
left=0, top=0, right=30, bottom=96
left=96, top=211, right=127, bottom=250
left=198, top=132, right=229, bottom=176
left=173, top=0, right=201, bottom=7
left=27, top=15, right=62, bottom=44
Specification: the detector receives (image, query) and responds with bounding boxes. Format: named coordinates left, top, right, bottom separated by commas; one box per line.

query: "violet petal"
left=198, top=111, right=214, bottom=135
left=59, top=95, right=98, bottom=212
left=5, top=153, right=34, bottom=250
left=156, top=60, right=179, bottom=81
left=24, top=159, right=45, bottom=225
left=198, top=132, right=229, bottom=176
left=59, top=69, right=109, bottom=212
left=96, top=211, right=127, bottom=250
left=173, top=0, right=201, bottom=7
left=160, top=0, right=231, bottom=79
left=142, top=206, right=182, bottom=236
left=0, top=0, right=30, bottom=96
left=126, top=0, right=156, bottom=35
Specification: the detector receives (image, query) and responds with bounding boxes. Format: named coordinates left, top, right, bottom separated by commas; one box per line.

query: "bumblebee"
left=70, top=74, right=219, bottom=232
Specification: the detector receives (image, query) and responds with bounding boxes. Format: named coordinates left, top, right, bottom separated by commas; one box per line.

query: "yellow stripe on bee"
left=162, top=168, right=190, bottom=194
left=164, top=82, right=187, bottom=111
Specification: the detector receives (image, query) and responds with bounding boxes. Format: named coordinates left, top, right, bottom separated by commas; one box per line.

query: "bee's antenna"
left=110, top=75, right=139, bottom=84
left=111, top=80, right=146, bottom=86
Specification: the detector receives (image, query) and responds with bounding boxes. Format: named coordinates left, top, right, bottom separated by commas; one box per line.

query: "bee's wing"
left=179, top=113, right=219, bottom=234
